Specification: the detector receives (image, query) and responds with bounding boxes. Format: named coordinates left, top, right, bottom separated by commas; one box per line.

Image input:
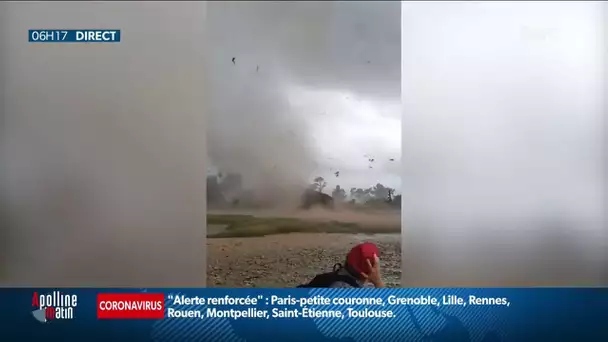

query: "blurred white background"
left=0, top=2, right=207, bottom=287
left=401, top=1, right=606, bottom=286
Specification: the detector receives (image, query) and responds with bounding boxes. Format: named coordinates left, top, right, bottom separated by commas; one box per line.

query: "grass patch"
left=207, top=214, right=400, bottom=238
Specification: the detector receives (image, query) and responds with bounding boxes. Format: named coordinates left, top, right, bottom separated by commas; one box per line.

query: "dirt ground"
left=207, top=232, right=401, bottom=288
left=206, top=208, right=401, bottom=287
left=209, top=207, right=401, bottom=227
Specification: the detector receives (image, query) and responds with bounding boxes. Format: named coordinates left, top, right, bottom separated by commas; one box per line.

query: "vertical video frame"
left=205, top=2, right=402, bottom=288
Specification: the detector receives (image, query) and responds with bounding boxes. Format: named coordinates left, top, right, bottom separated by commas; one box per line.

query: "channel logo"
left=31, top=291, right=78, bottom=323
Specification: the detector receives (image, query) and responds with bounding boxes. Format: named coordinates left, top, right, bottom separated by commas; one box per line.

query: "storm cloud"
left=206, top=2, right=401, bottom=205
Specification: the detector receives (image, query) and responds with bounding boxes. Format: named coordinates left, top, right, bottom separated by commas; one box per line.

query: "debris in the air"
left=232, top=57, right=236, bottom=65
left=389, top=158, right=395, bottom=161
left=369, top=165, right=373, bottom=169
left=368, top=158, right=375, bottom=163
left=367, top=60, right=371, bottom=64
left=256, top=65, right=259, bottom=72
left=334, top=171, right=340, bottom=178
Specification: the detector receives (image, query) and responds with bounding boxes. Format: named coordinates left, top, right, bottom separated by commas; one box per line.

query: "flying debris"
left=389, top=158, right=395, bottom=161
left=368, top=158, right=375, bottom=163
left=369, top=165, right=373, bottom=169
left=334, top=171, right=340, bottom=178
left=256, top=65, right=259, bottom=72
left=367, top=60, right=371, bottom=64
left=232, top=57, right=236, bottom=65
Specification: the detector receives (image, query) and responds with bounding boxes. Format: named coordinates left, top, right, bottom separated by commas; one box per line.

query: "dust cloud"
left=206, top=3, right=326, bottom=207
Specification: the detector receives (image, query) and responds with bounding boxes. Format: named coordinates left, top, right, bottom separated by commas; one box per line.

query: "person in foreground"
left=298, top=242, right=384, bottom=288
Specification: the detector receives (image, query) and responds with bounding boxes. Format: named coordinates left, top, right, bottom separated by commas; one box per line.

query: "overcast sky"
left=206, top=2, right=401, bottom=197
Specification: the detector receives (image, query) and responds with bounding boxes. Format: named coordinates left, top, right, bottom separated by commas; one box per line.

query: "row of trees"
left=310, top=176, right=400, bottom=206
left=208, top=172, right=401, bottom=208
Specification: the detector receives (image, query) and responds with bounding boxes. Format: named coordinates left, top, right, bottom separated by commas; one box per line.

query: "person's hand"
left=361, top=254, right=384, bottom=287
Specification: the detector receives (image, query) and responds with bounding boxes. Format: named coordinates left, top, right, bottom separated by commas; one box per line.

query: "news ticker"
left=28, top=29, right=121, bottom=43
left=10, top=288, right=608, bottom=342
left=69, top=291, right=510, bottom=320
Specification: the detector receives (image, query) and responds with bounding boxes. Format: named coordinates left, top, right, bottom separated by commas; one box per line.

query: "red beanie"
left=346, top=242, right=379, bottom=275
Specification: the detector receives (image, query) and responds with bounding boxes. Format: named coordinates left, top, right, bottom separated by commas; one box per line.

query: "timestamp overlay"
left=28, top=29, right=121, bottom=43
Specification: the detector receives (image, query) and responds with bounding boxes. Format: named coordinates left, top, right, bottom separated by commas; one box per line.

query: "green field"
left=207, top=214, right=400, bottom=238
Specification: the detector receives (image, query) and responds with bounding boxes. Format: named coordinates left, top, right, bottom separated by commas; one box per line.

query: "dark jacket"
left=329, top=268, right=374, bottom=288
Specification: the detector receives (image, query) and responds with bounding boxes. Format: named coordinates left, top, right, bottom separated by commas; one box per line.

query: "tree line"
left=309, top=176, right=400, bottom=207
left=208, top=172, right=401, bottom=209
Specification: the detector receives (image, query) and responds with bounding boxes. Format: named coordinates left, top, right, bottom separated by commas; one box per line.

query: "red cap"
left=346, top=242, right=379, bottom=275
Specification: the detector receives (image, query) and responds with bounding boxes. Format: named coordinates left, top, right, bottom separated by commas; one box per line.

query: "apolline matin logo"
left=31, top=291, right=78, bottom=323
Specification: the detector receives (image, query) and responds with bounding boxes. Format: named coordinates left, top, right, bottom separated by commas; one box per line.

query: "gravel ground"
left=207, top=233, right=401, bottom=288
